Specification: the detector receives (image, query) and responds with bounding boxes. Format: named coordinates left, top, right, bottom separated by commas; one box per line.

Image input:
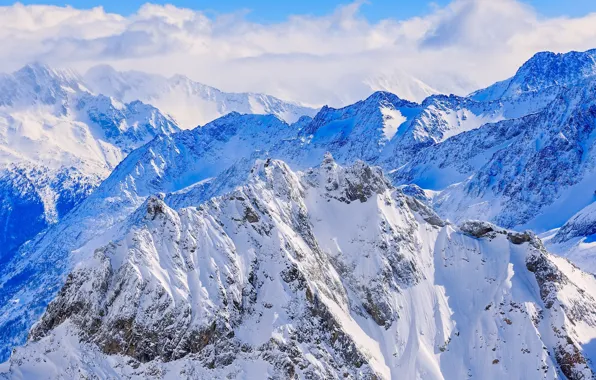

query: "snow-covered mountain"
left=470, top=49, right=596, bottom=101
left=0, top=61, right=317, bottom=263
left=393, top=75, right=596, bottom=232
left=0, top=64, right=179, bottom=172
left=6, top=158, right=596, bottom=379
left=84, top=65, right=319, bottom=129
left=0, top=71, right=570, bottom=363
left=0, top=63, right=179, bottom=261
left=363, top=70, right=440, bottom=103
left=5, top=48, right=596, bottom=378
left=0, top=111, right=305, bottom=362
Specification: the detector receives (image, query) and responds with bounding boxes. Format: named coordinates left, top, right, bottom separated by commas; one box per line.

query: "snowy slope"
left=0, top=63, right=179, bottom=173
left=392, top=75, right=596, bottom=232
left=0, top=165, right=99, bottom=262
left=543, top=203, right=596, bottom=274
left=0, top=112, right=301, bottom=362
left=0, top=63, right=179, bottom=262
left=276, top=91, right=542, bottom=170
left=85, top=65, right=319, bottom=129
left=6, top=158, right=596, bottom=379
left=5, top=47, right=596, bottom=371
left=0, top=83, right=567, bottom=362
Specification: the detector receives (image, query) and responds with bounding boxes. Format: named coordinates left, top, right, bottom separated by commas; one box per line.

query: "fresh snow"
left=380, top=106, right=407, bottom=141
left=6, top=159, right=596, bottom=379
left=84, top=65, right=319, bottom=128
left=5, top=48, right=596, bottom=379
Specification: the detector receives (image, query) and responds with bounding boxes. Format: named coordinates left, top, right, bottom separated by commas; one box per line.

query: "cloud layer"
left=1, top=0, right=596, bottom=106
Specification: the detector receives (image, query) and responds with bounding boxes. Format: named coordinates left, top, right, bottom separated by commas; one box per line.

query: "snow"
left=380, top=106, right=407, bottom=141
left=5, top=49, right=596, bottom=379
left=6, top=158, right=596, bottom=379
left=365, top=70, right=440, bottom=103
left=84, top=65, right=319, bottom=128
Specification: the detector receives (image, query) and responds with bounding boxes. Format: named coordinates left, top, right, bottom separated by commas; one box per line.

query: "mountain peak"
left=14, top=62, right=82, bottom=85
left=363, top=90, right=413, bottom=106
left=0, top=62, right=85, bottom=108
left=471, top=48, right=596, bottom=101
left=83, top=65, right=318, bottom=128
left=513, top=48, right=596, bottom=87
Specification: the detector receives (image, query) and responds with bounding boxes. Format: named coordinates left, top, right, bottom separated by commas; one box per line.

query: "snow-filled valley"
left=3, top=48, right=596, bottom=379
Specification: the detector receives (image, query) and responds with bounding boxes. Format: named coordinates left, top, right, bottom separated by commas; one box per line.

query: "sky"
left=0, top=0, right=595, bottom=106
left=2, top=0, right=595, bottom=20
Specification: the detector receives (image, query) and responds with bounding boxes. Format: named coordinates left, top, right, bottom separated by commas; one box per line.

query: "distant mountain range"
left=84, top=65, right=319, bottom=129
left=3, top=49, right=596, bottom=379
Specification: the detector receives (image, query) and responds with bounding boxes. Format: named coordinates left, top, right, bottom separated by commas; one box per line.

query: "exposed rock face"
left=8, top=159, right=596, bottom=379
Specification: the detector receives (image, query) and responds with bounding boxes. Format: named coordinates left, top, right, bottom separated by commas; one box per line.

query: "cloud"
left=0, top=0, right=595, bottom=106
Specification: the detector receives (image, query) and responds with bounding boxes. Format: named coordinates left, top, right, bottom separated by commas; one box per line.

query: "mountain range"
left=84, top=65, right=319, bottom=129
left=3, top=49, right=596, bottom=379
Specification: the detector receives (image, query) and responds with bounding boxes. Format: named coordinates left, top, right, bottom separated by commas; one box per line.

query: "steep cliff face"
left=7, top=159, right=596, bottom=379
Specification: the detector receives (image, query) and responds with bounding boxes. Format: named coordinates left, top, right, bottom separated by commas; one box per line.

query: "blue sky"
left=2, top=0, right=595, bottom=22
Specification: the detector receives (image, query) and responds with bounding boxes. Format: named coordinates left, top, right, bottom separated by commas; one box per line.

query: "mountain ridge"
left=84, top=64, right=319, bottom=128
left=5, top=48, right=596, bottom=379
left=6, top=158, right=596, bottom=379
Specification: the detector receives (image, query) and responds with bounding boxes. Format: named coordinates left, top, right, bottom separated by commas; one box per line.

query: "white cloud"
left=1, top=0, right=596, bottom=106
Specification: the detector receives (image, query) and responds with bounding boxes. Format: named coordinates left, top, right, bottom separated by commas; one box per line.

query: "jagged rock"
left=459, top=220, right=497, bottom=238
left=8, top=159, right=596, bottom=380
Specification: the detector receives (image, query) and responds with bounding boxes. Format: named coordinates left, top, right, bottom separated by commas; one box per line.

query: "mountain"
left=84, top=65, right=319, bottom=129
left=363, top=70, right=440, bottom=103
left=0, top=60, right=319, bottom=263
left=0, top=83, right=565, bottom=362
left=470, top=49, right=596, bottom=101
left=375, top=49, right=596, bottom=280
left=544, top=202, right=596, bottom=274
left=0, top=63, right=179, bottom=261
left=0, top=112, right=301, bottom=362
left=393, top=75, right=596, bottom=232
left=5, top=48, right=596, bottom=375
left=277, top=90, right=546, bottom=170
left=5, top=158, right=596, bottom=379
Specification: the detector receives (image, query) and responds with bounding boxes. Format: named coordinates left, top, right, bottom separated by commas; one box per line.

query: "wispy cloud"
left=1, top=0, right=595, bottom=106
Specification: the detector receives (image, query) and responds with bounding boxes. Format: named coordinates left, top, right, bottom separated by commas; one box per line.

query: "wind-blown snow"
left=380, top=106, right=407, bottom=141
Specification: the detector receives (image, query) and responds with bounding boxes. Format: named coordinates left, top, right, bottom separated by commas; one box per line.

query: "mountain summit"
left=471, top=49, right=596, bottom=101
left=4, top=49, right=596, bottom=379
